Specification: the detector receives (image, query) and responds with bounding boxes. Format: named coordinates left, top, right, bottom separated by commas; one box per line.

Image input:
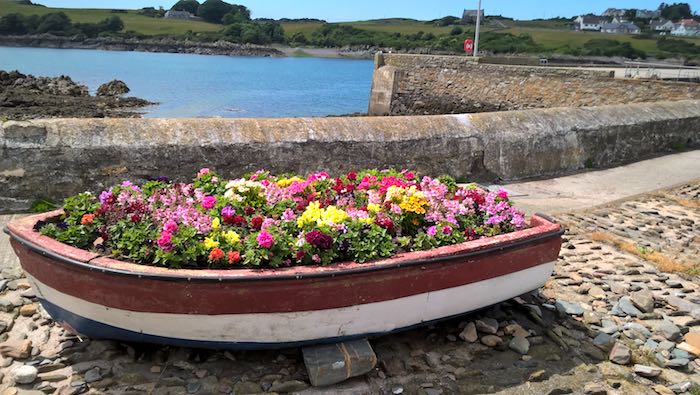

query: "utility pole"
left=473, top=0, right=481, bottom=58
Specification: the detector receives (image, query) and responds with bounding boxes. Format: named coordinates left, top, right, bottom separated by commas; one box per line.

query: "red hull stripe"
left=11, top=236, right=560, bottom=314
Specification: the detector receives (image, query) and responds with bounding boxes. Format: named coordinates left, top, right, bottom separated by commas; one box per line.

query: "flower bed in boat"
left=36, top=169, right=526, bottom=269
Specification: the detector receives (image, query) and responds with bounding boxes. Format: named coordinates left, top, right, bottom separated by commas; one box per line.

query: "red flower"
left=404, top=171, right=415, bottom=180
left=296, top=251, right=306, bottom=261
left=232, top=215, right=247, bottom=227
left=305, top=230, right=334, bottom=250
left=81, top=214, right=95, bottom=225
left=209, top=248, right=225, bottom=262
left=130, top=214, right=141, bottom=223
left=347, top=171, right=357, bottom=181
left=377, top=216, right=394, bottom=231
left=227, top=250, right=241, bottom=265
left=244, top=206, right=255, bottom=215
left=251, top=216, right=264, bottom=230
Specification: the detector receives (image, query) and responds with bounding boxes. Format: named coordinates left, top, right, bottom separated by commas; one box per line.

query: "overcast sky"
left=36, top=1, right=697, bottom=21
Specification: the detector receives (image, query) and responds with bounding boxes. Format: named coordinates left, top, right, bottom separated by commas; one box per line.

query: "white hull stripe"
left=27, top=262, right=554, bottom=344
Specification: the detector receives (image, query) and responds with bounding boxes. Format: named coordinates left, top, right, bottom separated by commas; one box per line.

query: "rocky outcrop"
left=0, top=34, right=284, bottom=57
left=96, top=80, right=130, bottom=97
left=0, top=71, right=151, bottom=120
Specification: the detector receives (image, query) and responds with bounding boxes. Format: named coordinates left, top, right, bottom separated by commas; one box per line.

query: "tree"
left=660, top=3, right=692, bottom=21
left=289, top=31, right=308, bottom=45
left=97, top=16, right=124, bottom=33
left=171, top=0, right=200, bottom=15
left=197, top=0, right=234, bottom=23
left=36, top=12, right=71, bottom=34
left=222, top=5, right=251, bottom=25
left=449, top=26, right=463, bottom=36
left=0, top=13, right=30, bottom=34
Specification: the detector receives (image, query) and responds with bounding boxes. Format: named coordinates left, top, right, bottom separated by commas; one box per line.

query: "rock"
left=657, top=340, right=675, bottom=352
left=609, top=342, right=631, bottom=365
left=302, top=339, right=376, bottom=387
left=186, top=381, right=201, bottom=394
left=593, top=333, right=614, bottom=347
left=599, top=320, right=619, bottom=335
left=84, top=367, right=101, bottom=383
left=652, top=384, right=675, bottom=395
left=232, top=381, right=261, bottom=394
left=588, top=287, right=606, bottom=299
left=269, top=380, right=308, bottom=393
left=19, top=304, right=37, bottom=317
left=96, top=80, right=130, bottom=97
left=547, top=388, right=573, bottom=395
left=665, top=296, right=700, bottom=314
left=555, top=300, right=584, bottom=316
left=0, top=299, right=13, bottom=313
left=480, top=335, right=503, bottom=347
left=459, top=322, right=478, bottom=343
left=665, top=280, right=683, bottom=289
left=508, top=336, right=530, bottom=355
left=618, top=296, right=643, bottom=317
left=634, top=364, right=661, bottom=377
left=623, top=322, right=652, bottom=338
left=630, top=290, right=655, bottom=313
left=475, top=318, right=499, bottom=334
left=665, top=358, right=689, bottom=368
left=583, top=382, right=607, bottom=395
left=676, top=341, right=700, bottom=357
left=528, top=370, right=547, bottom=382
left=654, top=320, right=681, bottom=341
left=11, top=365, right=38, bottom=384
left=0, top=340, right=32, bottom=359
left=668, top=381, right=692, bottom=393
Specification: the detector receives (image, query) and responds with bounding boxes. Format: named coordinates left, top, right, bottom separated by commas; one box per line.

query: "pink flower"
left=157, top=232, right=173, bottom=251
left=497, top=189, right=509, bottom=200
left=163, top=219, right=178, bottom=233
left=257, top=231, right=274, bottom=249
left=282, top=208, right=296, bottom=222
left=427, top=226, right=437, bottom=237
left=201, top=195, right=217, bottom=210
left=442, top=226, right=453, bottom=235
left=197, top=168, right=210, bottom=177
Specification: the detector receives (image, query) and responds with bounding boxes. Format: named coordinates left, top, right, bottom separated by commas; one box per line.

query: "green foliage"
left=449, top=26, right=463, bottom=36
left=657, top=37, right=700, bottom=56
left=339, top=222, right=394, bottom=263
left=35, top=11, right=70, bottom=34
left=30, top=199, right=57, bottom=213
left=196, top=0, right=234, bottom=24
left=580, top=39, right=646, bottom=59
left=0, top=11, right=123, bottom=36
left=659, top=2, right=693, bottom=21
left=62, top=192, right=100, bottom=225
left=108, top=219, right=158, bottom=263
left=138, top=7, right=165, bottom=18
left=154, top=225, right=202, bottom=268
left=428, top=16, right=461, bottom=27
left=479, top=31, right=542, bottom=54
left=171, top=0, right=199, bottom=15
left=221, top=5, right=250, bottom=25
left=289, top=31, right=308, bottom=45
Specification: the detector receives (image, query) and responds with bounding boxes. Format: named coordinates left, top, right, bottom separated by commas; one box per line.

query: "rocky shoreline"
left=0, top=34, right=284, bottom=58
left=0, top=71, right=152, bottom=120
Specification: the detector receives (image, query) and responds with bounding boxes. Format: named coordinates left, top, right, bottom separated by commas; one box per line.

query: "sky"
left=35, top=0, right=699, bottom=22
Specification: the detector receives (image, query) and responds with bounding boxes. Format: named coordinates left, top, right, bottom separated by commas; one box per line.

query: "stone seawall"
left=368, top=53, right=700, bottom=116
left=1, top=100, right=698, bottom=212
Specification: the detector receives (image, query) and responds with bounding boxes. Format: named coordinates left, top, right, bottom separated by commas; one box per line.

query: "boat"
left=5, top=210, right=563, bottom=350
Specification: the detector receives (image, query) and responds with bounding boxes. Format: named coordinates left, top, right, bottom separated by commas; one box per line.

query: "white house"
left=671, top=19, right=700, bottom=37
left=600, top=21, right=641, bottom=34
left=650, top=19, right=675, bottom=33
left=574, top=15, right=605, bottom=31
left=164, top=10, right=196, bottom=20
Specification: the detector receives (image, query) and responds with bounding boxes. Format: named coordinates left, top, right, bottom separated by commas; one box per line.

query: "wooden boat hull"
left=6, top=212, right=562, bottom=349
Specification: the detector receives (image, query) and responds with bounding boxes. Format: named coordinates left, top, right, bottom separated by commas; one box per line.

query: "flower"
left=81, top=214, right=95, bottom=225
left=497, top=189, right=509, bottom=200
left=297, top=202, right=348, bottom=228
left=257, top=231, right=274, bottom=249
left=442, top=226, right=453, bottom=235
left=163, top=220, right=178, bottom=233
left=251, top=216, right=264, bottom=230
left=197, top=168, right=210, bottom=177
left=305, top=230, right=334, bottom=250
left=203, top=237, right=219, bottom=250
left=208, top=248, right=224, bottom=261
left=223, top=231, right=240, bottom=245
left=227, top=250, right=241, bottom=264
left=427, top=226, right=437, bottom=237
left=157, top=232, right=173, bottom=251
left=221, top=206, right=235, bottom=219
left=201, top=195, right=217, bottom=210
left=211, top=217, right=221, bottom=230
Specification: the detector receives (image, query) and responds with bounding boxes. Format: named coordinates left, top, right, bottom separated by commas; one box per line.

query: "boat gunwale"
left=5, top=210, right=563, bottom=283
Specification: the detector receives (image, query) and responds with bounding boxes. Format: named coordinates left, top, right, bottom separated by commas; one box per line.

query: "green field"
left=2, top=0, right=699, bottom=56
left=0, top=0, right=221, bottom=35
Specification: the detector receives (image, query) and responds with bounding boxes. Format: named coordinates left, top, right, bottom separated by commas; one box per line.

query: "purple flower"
left=201, top=195, right=217, bottom=210
left=257, top=231, right=274, bottom=249
left=427, top=226, right=437, bottom=237
left=221, top=206, right=235, bottom=218
left=99, top=191, right=113, bottom=205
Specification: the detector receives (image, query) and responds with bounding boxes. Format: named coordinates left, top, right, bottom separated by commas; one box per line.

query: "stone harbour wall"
left=1, top=99, right=699, bottom=212
left=368, top=53, right=700, bottom=116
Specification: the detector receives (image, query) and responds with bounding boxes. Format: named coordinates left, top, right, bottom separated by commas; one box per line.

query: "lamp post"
left=473, top=0, right=481, bottom=58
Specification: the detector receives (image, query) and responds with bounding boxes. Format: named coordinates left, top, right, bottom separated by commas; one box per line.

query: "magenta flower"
left=221, top=206, right=235, bottom=218
left=257, top=231, right=274, bottom=249
left=201, top=195, right=217, bottom=210
left=157, top=232, right=173, bottom=251
left=442, top=226, right=453, bottom=235
left=427, top=226, right=437, bottom=237
left=497, top=189, right=509, bottom=200
left=163, top=219, right=178, bottom=233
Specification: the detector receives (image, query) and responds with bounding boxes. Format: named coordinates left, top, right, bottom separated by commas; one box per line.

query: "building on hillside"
left=671, top=20, right=700, bottom=37
left=461, top=9, right=484, bottom=24
left=635, top=9, right=660, bottom=19
left=164, top=10, right=197, bottom=20
left=603, top=8, right=627, bottom=18
left=573, top=15, right=606, bottom=31
left=650, top=19, right=675, bottom=34
left=600, top=21, right=641, bottom=34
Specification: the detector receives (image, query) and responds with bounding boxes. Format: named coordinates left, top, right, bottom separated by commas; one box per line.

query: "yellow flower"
left=276, top=176, right=305, bottom=187
left=399, top=195, right=428, bottom=215
left=211, top=217, right=221, bottom=230
left=223, top=231, right=240, bottom=245
left=297, top=202, right=349, bottom=228
left=367, top=203, right=381, bottom=213
left=203, top=237, right=219, bottom=250
left=360, top=217, right=375, bottom=224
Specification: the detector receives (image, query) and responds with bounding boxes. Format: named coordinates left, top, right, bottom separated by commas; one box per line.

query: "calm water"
left=0, top=46, right=374, bottom=118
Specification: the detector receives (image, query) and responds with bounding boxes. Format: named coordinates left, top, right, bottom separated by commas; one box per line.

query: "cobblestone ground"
left=0, top=182, right=698, bottom=395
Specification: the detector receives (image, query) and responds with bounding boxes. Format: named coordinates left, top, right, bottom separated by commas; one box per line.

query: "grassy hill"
left=1, top=0, right=699, bottom=58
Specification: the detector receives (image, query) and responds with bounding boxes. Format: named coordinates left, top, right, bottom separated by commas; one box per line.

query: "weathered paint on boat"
left=6, top=210, right=563, bottom=349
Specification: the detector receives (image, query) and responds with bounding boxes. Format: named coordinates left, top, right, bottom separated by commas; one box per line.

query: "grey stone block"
left=302, top=339, right=377, bottom=387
